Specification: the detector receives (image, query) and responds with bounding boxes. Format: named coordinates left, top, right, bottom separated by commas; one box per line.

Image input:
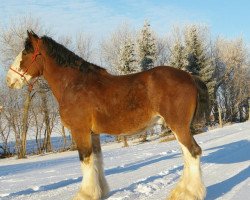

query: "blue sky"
left=0, top=0, right=249, bottom=43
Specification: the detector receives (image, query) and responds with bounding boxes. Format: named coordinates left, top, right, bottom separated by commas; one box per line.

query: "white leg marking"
left=74, top=153, right=109, bottom=200
left=95, top=153, right=109, bottom=197
left=168, top=144, right=206, bottom=200
left=81, top=153, right=101, bottom=199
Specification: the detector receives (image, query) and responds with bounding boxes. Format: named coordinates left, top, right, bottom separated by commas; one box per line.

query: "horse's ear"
left=27, top=30, right=40, bottom=47
left=27, top=30, right=32, bottom=39
left=27, top=30, right=39, bottom=39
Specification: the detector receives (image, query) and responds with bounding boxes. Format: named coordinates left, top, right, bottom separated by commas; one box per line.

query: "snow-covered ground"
left=0, top=122, right=249, bottom=200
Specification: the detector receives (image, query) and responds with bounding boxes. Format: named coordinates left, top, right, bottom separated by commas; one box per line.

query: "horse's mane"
left=24, top=36, right=106, bottom=73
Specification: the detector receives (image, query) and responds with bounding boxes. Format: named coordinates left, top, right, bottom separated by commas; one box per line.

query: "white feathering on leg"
left=168, top=144, right=206, bottom=200
left=95, top=153, right=110, bottom=198
left=73, top=152, right=109, bottom=200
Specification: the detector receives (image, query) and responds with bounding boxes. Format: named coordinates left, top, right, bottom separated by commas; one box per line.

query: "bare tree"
left=59, top=32, right=93, bottom=62
left=214, top=37, right=249, bottom=122
left=0, top=16, right=50, bottom=158
left=100, top=22, right=135, bottom=73
left=0, top=16, right=50, bottom=67
left=155, top=36, right=170, bottom=66
left=31, top=102, right=45, bottom=154
left=0, top=100, right=12, bottom=157
left=1, top=88, right=23, bottom=156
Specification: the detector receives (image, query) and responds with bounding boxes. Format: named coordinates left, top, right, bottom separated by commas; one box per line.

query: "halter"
left=10, top=43, right=40, bottom=91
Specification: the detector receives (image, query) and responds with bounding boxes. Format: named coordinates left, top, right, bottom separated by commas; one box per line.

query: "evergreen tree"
left=184, top=25, right=204, bottom=74
left=184, top=25, right=215, bottom=108
left=137, top=21, right=157, bottom=71
left=117, top=38, right=138, bottom=75
left=169, top=39, right=188, bottom=70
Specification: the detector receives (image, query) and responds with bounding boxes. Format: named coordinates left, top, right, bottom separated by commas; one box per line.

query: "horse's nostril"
left=6, top=76, right=17, bottom=88
left=6, top=76, right=11, bottom=85
left=10, top=82, right=15, bottom=87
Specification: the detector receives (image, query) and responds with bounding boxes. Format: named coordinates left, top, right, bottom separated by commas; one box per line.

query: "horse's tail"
left=192, top=75, right=210, bottom=124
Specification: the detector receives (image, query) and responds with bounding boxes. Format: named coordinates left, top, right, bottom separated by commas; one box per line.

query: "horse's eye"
left=23, top=51, right=27, bottom=56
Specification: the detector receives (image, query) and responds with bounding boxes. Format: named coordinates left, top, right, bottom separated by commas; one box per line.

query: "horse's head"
left=6, top=30, right=44, bottom=89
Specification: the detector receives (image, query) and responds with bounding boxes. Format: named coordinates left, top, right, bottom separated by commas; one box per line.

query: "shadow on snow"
left=206, top=166, right=250, bottom=200
left=3, top=139, right=249, bottom=199
left=4, top=153, right=179, bottom=198
left=202, top=139, right=250, bottom=199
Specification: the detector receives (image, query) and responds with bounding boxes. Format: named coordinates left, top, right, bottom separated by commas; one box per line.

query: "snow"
left=0, top=122, right=249, bottom=200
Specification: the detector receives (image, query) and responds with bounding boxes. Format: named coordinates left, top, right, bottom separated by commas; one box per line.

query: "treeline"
left=0, top=17, right=249, bottom=158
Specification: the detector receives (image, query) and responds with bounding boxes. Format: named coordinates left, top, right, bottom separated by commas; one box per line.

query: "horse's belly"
left=92, top=113, right=164, bottom=135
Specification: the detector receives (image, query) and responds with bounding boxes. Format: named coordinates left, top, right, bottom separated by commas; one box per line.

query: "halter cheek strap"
left=10, top=43, right=41, bottom=91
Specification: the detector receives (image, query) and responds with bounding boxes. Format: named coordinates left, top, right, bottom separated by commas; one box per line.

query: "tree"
left=137, top=21, right=157, bottom=71
left=116, top=38, right=138, bottom=75
left=0, top=16, right=50, bottom=158
left=155, top=36, right=170, bottom=66
left=59, top=33, right=93, bottom=62
left=214, top=37, right=249, bottom=122
left=0, top=95, right=12, bottom=157
left=184, top=25, right=215, bottom=117
left=100, top=22, right=134, bottom=74
left=169, top=27, right=188, bottom=70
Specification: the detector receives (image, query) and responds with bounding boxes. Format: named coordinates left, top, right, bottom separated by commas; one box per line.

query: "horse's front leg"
left=92, top=134, right=110, bottom=198
left=71, top=128, right=103, bottom=200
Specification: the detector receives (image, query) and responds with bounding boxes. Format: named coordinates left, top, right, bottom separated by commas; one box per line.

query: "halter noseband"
left=10, top=43, right=40, bottom=91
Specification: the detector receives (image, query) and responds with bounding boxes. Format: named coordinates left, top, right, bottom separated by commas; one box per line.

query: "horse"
left=6, top=31, right=208, bottom=200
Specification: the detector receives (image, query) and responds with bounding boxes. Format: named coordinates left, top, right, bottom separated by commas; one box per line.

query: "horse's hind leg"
left=71, top=128, right=102, bottom=200
left=91, top=134, right=110, bottom=198
left=168, top=126, right=206, bottom=200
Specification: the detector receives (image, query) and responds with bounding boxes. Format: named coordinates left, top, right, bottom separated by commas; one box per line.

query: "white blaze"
left=6, top=50, right=32, bottom=89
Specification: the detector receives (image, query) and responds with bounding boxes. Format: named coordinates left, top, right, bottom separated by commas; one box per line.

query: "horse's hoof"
left=72, top=192, right=92, bottom=200
left=167, top=184, right=206, bottom=200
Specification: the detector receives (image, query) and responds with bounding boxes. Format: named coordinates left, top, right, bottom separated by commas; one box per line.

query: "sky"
left=0, top=0, right=250, bottom=44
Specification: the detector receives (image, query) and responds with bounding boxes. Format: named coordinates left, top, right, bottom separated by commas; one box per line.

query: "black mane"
left=24, top=36, right=106, bottom=73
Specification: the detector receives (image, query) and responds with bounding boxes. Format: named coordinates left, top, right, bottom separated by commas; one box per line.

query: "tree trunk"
left=122, top=136, right=129, bottom=147
left=41, top=91, right=52, bottom=152
left=218, top=107, right=223, bottom=128
left=231, top=106, right=237, bottom=122
left=213, top=102, right=219, bottom=122
left=239, top=105, right=243, bottom=122
left=248, top=99, right=250, bottom=121
left=19, top=90, right=32, bottom=158
left=70, top=135, right=77, bottom=150
left=61, top=124, right=67, bottom=150
left=115, top=136, right=122, bottom=143
left=140, top=132, right=148, bottom=142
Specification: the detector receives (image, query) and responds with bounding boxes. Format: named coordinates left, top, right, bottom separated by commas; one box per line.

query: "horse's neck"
left=42, top=58, right=108, bottom=103
left=42, top=60, right=77, bottom=102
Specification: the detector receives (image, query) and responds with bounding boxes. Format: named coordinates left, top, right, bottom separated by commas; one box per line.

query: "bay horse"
left=6, top=31, right=208, bottom=200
